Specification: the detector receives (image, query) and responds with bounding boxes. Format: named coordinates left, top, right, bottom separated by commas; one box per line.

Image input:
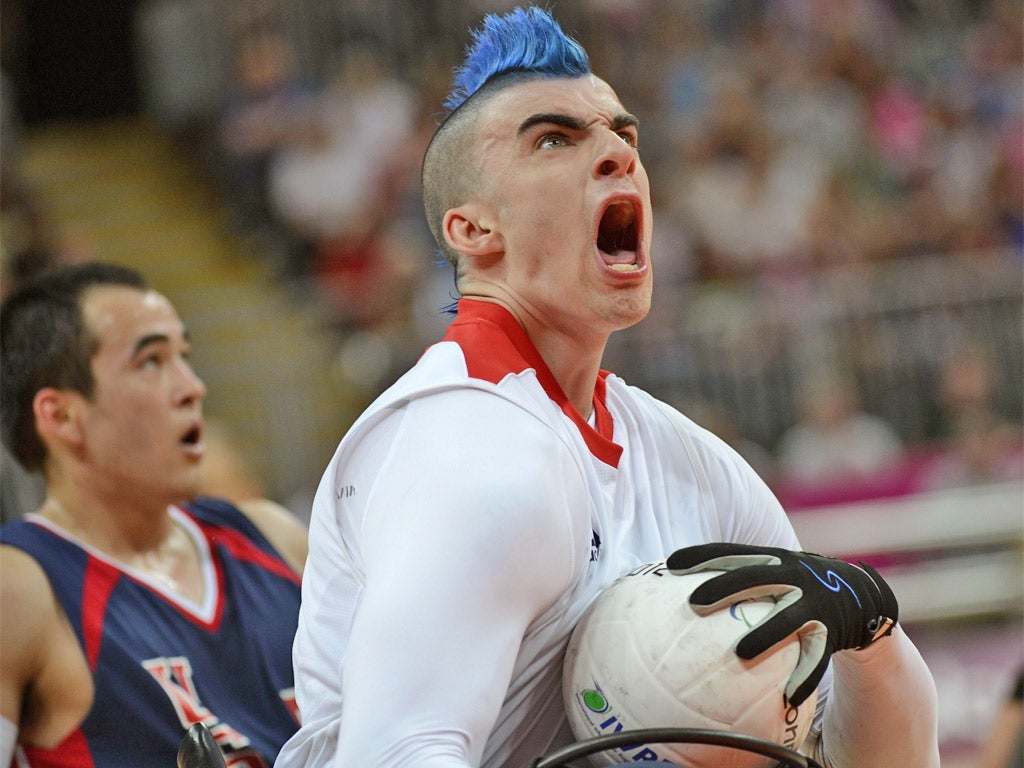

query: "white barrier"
left=789, top=481, right=1024, bottom=623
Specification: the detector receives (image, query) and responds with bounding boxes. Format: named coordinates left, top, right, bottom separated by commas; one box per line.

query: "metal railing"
left=604, top=248, right=1023, bottom=451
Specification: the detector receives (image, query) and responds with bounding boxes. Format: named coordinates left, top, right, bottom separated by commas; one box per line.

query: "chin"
left=168, top=475, right=203, bottom=504
left=607, top=287, right=652, bottom=328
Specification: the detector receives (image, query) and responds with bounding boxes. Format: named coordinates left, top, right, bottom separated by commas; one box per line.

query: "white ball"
left=563, top=562, right=817, bottom=768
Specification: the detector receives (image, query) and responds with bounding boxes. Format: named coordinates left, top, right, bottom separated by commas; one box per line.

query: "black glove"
left=666, top=543, right=898, bottom=708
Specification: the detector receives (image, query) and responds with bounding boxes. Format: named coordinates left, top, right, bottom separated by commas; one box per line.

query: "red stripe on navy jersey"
left=22, top=728, right=96, bottom=767
left=199, top=523, right=301, bottom=586
left=81, top=557, right=121, bottom=671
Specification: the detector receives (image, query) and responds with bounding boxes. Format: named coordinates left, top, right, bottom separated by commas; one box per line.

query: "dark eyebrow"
left=131, top=333, right=170, bottom=358
left=517, top=112, right=585, bottom=135
left=517, top=111, right=639, bottom=136
left=131, top=329, right=190, bottom=358
left=611, top=113, right=640, bottom=132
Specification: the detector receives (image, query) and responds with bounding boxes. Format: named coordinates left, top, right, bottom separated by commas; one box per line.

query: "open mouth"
left=597, top=200, right=639, bottom=271
left=180, top=423, right=203, bottom=449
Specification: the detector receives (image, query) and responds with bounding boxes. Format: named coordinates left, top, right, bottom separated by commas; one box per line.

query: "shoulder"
left=235, top=498, right=308, bottom=576
left=341, top=386, right=587, bottom=554
left=1, top=544, right=94, bottom=742
left=186, top=497, right=308, bottom=577
left=609, top=379, right=746, bottom=469
left=609, top=379, right=795, bottom=544
left=1, top=542, right=54, bottom=603
left=352, top=380, right=575, bottom=464
left=1, top=546, right=61, bottom=692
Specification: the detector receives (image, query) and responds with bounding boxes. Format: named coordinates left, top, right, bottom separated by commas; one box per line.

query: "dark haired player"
left=1, top=262, right=307, bottom=766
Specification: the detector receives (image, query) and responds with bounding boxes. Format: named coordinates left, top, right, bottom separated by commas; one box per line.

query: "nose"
left=176, top=359, right=207, bottom=406
left=594, top=131, right=637, bottom=179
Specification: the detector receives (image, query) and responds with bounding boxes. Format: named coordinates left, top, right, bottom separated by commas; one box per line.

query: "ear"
left=33, top=388, right=85, bottom=452
left=442, top=204, right=504, bottom=257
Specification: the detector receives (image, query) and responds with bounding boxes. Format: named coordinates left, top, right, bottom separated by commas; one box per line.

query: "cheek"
left=503, top=207, right=566, bottom=270
left=87, top=393, right=160, bottom=447
left=87, top=409, right=146, bottom=456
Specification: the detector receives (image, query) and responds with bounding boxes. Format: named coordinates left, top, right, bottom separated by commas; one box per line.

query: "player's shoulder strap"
left=182, top=497, right=262, bottom=538
left=1, top=515, right=99, bottom=646
left=1, top=514, right=91, bottom=586
left=181, top=497, right=301, bottom=584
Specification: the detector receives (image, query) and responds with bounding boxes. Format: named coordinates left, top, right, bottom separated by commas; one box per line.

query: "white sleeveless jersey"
left=277, top=300, right=815, bottom=768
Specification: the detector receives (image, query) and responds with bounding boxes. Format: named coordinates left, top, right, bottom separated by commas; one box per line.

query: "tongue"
left=603, top=251, right=634, bottom=265
left=600, top=237, right=635, bottom=264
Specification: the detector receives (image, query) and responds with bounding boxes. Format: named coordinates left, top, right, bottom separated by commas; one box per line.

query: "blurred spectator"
left=919, top=408, right=1024, bottom=491
left=931, top=344, right=1011, bottom=438
left=919, top=345, right=1024, bottom=491
left=268, top=44, right=419, bottom=242
left=134, top=0, right=227, bottom=132
left=675, top=70, right=830, bottom=281
left=215, top=20, right=318, bottom=245
left=267, top=43, right=421, bottom=285
left=776, top=368, right=905, bottom=492
left=1, top=176, right=57, bottom=300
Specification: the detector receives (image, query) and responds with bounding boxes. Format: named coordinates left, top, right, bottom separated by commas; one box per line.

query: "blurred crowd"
left=192, top=0, right=1023, bottom=282
left=2, top=0, right=1022, bottom=509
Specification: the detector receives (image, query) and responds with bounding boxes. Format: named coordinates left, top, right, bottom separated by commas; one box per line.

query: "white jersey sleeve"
left=284, top=386, right=592, bottom=768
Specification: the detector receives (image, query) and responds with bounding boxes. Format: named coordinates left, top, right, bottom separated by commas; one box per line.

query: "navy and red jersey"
left=1, top=498, right=302, bottom=768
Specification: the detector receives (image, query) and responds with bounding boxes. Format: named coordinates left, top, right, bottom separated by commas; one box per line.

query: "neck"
left=459, top=295, right=610, bottom=419
left=514, top=308, right=609, bottom=420
left=39, top=477, right=179, bottom=556
left=537, top=335, right=605, bottom=420
left=40, top=493, right=202, bottom=599
left=39, top=456, right=182, bottom=552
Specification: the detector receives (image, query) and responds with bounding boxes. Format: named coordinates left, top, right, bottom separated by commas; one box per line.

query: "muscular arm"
left=665, top=411, right=940, bottom=765
left=0, top=548, right=29, bottom=766
left=332, top=394, right=585, bottom=767
left=805, top=627, right=939, bottom=767
left=2, top=547, right=50, bottom=730
left=0, top=546, right=93, bottom=755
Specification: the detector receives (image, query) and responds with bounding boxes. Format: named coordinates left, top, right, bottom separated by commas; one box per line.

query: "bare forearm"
left=810, top=626, right=939, bottom=767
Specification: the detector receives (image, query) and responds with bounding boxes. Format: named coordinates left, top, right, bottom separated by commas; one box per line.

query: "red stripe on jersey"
left=21, top=722, right=96, bottom=767
left=445, top=299, right=623, bottom=468
left=81, top=557, right=121, bottom=671
left=199, top=524, right=301, bottom=586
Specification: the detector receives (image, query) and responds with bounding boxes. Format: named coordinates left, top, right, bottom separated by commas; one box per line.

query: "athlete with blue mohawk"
left=278, top=7, right=939, bottom=767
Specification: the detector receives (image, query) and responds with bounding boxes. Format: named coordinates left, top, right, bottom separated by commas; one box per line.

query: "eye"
left=537, top=133, right=570, bottom=150
left=140, top=353, right=162, bottom=370
left=617, top=130, right=638, bottom=148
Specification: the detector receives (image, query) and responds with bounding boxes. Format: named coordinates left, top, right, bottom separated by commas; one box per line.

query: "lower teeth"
left=609, top=263, right=638, bottom=272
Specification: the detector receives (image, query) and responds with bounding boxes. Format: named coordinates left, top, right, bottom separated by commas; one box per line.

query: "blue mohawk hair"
left=443, top=6, right=590, bottom=114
